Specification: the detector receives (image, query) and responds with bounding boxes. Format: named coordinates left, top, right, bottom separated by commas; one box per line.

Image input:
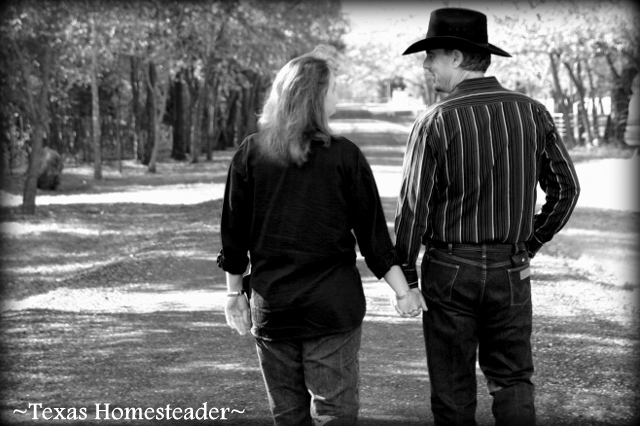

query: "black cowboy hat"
left=403, top=8, right=511, bottom=57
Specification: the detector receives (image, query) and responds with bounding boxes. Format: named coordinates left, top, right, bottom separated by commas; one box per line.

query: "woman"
left=217, top=52, right=427, bottom=426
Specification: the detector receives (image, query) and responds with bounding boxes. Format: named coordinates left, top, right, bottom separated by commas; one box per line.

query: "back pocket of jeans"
left=507, top=264, right=531, bottom=306
left=423, top=258, right=459, bottom=302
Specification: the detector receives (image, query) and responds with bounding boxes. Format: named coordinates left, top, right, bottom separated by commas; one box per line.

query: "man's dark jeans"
left=255, top=326, right=361, bottom=426
left=421, top=242, right=535, bottom=426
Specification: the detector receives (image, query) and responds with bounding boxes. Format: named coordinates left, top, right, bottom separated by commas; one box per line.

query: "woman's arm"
left=384, top=265, right=428, bottom=317
left=347, top=146, right=427, bottom=317
left=225, top=272, right=251, bottom=335
left=219, top=140, right=253, bottom=334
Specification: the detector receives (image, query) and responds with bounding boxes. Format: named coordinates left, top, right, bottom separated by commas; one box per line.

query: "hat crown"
left=401, top=7, right=510, bottom=57
left=426, top=8, right=488, bottom=44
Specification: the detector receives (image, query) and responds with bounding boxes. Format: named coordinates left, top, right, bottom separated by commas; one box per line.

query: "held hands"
left=392, top=288, right=428, bottom=318
left=225, top=294, right=252, bottom=335
left=382, top=266, right=427, bottom=318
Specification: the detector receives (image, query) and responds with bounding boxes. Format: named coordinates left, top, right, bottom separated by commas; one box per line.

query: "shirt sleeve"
left=348, top=146, right=398, bottom=280
left=218, top=140, right=253, bottom=274
left=528, top=114, right=581, bottom=256
left=394, top=115, right=438, bottom=287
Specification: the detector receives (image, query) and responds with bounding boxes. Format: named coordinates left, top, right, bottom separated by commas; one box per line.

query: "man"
left=395, top=8, right=580, bottom=426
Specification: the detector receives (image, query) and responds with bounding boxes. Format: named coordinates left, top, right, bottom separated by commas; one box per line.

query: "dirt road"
left=1, top=114, right=638, bottom=425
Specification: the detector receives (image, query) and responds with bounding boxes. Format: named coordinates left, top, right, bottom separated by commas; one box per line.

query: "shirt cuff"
left=526, top=235, right=544, bottom=258
left=401, top=267, right=419, bottom=288
left=216, top=249, right=250, bottom=275
left=365, top=249, right=399, bottom=280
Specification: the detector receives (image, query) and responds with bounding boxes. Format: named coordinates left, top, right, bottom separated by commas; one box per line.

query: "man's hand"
left=392, top=288, right=428, bottom=318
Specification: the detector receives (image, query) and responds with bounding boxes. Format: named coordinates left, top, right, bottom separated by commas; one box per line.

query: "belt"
left=427, top=240, right=526, bottom=253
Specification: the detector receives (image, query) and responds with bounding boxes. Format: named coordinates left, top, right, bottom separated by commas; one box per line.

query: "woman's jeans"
left=255, top=326, right=361, bottom=426
left=422, top=242, right=535, bottom=426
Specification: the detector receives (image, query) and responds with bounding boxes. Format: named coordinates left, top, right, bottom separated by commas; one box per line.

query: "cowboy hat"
left=403, top=8, right=511, bottom=57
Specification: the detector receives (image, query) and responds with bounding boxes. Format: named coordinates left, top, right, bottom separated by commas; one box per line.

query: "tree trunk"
left=605, top=52, right=636, bottom=143
left=147, top=61, right=158, bottom=172
left=214, top=106, right=227, bottom=151
left=0, top=110, right=9, bottom=177
left=15, top=42, right=53, bottom=214
left=225, top=89, right=240, bottom=148
left=585, top=65, right=602, bottom=142
left=48, top=103, right=62, bottom=154
left=115, top=104, right=122, bottom=173
left=211, top=104, right=222, bottom=151
left=190, top=79, right=205, bottom=164
left=206, top=103, right=215, bottom=161
left=146, top=61, right=170, bottom=173
left=83, top=117, right=91, bottom=162
left=130, top=56, right=145, bottom=162
left=144, top=61, right=157, bottom=166
left=90, top=16, right=102, bottom=180
left=184, top=74, right=192, bottom=158
left=238, top=70, right=263, bottom=141
left=73, top=117, right=83, bottom=163
left=6, top=114, right=16, bottom=174
left=563, top=59, right=592, bottom=145
left=22, top=124, right=45, bottom=214
left=148, top=118, right=160, bottom=173
left=171, top=72, right=187, bottom=160
left=604, top=114, right=613, bottom=142
left=548, top=51, right=576, bottom=147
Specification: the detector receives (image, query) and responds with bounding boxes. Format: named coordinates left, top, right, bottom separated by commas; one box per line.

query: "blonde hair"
left=257, top=54, right=335, bottom=166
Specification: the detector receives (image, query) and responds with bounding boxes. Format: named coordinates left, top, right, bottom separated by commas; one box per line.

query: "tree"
left=174, top=0, right=348, bottom=157
left=0, top=0, right=349, bottom=186
left=490, top=0, right=639, bottom=145
left=146, top=60, right=170, bottom=173
left=1, top=1, right=68, bottom=214
left=340, top=2, right=444, bottom=106
left=548, top=49, right=577, bottom=146
left=89, top=14, right=102, bottom=180
left=171, top=70, right=189, bottom=160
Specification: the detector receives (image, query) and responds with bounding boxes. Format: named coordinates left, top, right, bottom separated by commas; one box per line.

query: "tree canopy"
left=1, top=0, right=638, bottom=213
left=0, top=0, right=348, bottom=212
left=340, top=0, right=639, bottom=145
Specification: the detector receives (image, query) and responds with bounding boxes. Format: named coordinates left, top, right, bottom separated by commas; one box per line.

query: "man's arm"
left=395, top=117, right=438, bottom=286
left=528, top=125, right=581, bottom=257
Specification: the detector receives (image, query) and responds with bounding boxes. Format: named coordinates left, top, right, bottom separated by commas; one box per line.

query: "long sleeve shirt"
left=218, top=133, right=397, bottom=340
left=395, top=77, right=580, bottom=286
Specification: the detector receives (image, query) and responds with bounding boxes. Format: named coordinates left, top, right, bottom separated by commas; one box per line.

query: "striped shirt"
left=394, top=77, right=580, bottom=286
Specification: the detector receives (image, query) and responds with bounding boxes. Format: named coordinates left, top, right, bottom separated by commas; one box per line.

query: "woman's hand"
left=392, top=288, right=428, bottom=318
left=225, top=294, right=252, bottom=335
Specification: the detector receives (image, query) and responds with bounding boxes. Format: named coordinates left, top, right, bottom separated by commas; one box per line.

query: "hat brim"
left=403, top=36, right=511, bottom=57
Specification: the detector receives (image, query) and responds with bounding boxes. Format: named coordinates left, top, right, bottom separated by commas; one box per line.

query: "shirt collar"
left=451, top=76, right=503, bottom=95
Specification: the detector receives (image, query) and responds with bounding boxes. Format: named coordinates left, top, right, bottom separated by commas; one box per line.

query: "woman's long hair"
left=257, top=55, right=334, bottom=166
